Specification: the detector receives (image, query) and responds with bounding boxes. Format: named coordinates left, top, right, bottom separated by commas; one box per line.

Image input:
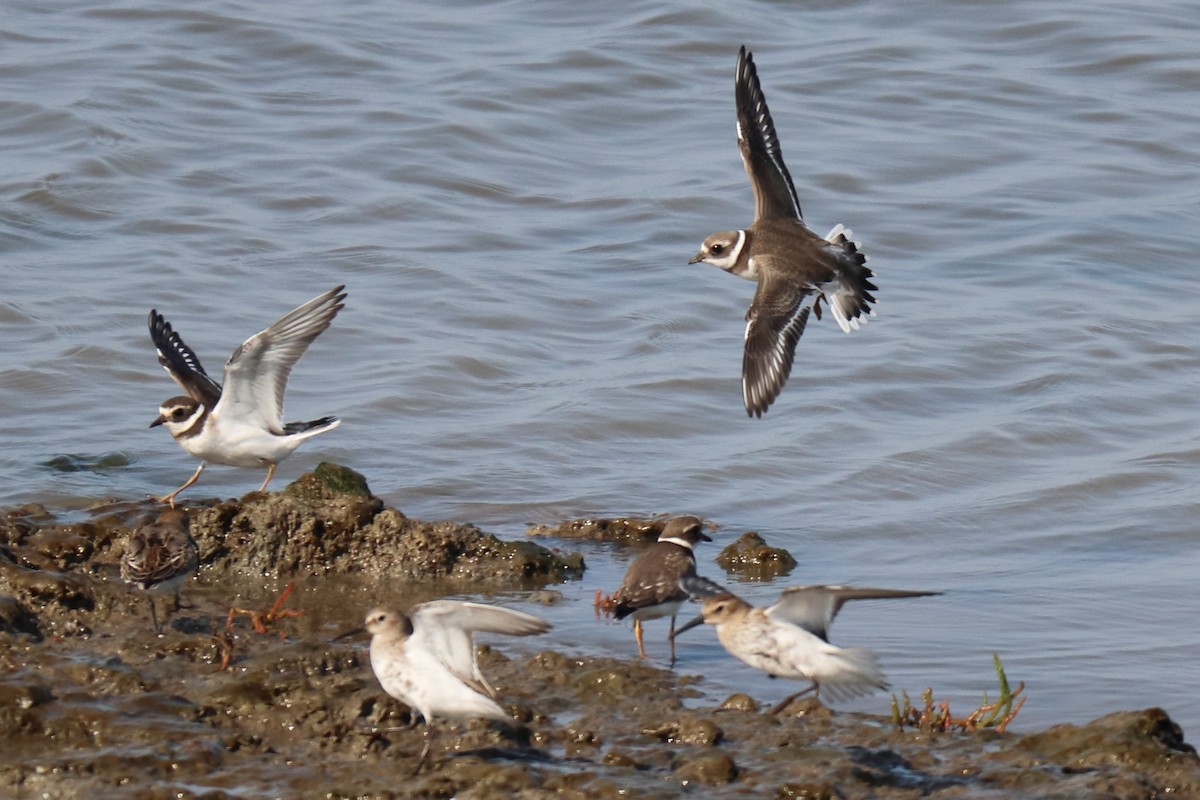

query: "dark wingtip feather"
left=679, top=574, right=728, bottom=601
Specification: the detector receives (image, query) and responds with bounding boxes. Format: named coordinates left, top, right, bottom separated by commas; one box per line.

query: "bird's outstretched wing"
left=767, top=586, right=942, bottom=642
left=411, top=600, right=551, bottom=696
left=736, top=46, right=803, bottom=222
left=743, top=261, right=812, bottom=417
left=148, top=310, right=223, bottom=408
left=215, top=286, right=346, bottom=432
left=678, top=573, right=732, bottom=601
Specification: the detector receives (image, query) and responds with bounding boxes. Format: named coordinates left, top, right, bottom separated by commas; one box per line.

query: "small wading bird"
left=120, top=507, right=199, bottom=634
left=342, top=602, right=551, bottom=771
left=147, top=286, right=346, bottom=506
left=674, top=575, right=939, bottom=713
left=610, top=516, right=711, bottom=665
left=689, top=46, right=877, bottom=417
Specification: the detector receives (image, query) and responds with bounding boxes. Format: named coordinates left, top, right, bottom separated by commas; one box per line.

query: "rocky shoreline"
left=1, top=464, right=1196, bottom=799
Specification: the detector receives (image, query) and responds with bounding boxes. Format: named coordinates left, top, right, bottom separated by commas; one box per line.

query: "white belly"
left=177, top=418, right=301, bottom=468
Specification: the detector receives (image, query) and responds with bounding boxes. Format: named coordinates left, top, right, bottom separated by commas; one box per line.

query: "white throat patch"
left=708, top=229, right=746, bottom=273
left=165, top=405, right=207, bottom=437
left=659, top=536, right=697, bottom=550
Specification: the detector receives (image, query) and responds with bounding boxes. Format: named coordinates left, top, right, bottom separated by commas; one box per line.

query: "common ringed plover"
left=611, top=515, right=711, bottom=665
left=690, top=47, right=877, bottom=417
left=148, top=285, right=346, bottom=506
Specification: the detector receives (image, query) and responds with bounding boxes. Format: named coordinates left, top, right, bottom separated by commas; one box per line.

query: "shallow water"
left=1, top=0, right=1198, bottom=736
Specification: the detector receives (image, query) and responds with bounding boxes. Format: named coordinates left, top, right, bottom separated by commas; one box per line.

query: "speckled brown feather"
left=612, top=543, right=698, bottom=618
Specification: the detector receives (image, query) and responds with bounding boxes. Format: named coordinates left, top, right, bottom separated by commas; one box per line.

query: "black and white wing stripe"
left=216, top=285, right=346, bottom=433
left=742, top=262, right=812, bottom=418
left=148, top=310, right=222, bottom=408
left=736, top=46, right=803, bottom=222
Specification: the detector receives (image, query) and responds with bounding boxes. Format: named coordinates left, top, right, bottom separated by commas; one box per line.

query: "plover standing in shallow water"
left=147, top=285, right=346, bottom=506
left=120, top=507, right=199, bottom=634
left=610, top=516, right=712, bottom=665
left=348, top=602, right=551, bottom=769
left=689, top=47, right=877, bottom=417
left=675, top=576, right=939, bottom=712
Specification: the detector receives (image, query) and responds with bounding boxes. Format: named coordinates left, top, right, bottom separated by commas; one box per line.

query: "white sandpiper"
left=675, top=575, right=939, bottom=712
left=345, top=601, right=551, bottom=769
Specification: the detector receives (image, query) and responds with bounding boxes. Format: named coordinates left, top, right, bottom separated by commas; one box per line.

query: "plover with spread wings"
left=147, top=286, right=346, bottom=506
left=690, top=47, right=877, bottom=417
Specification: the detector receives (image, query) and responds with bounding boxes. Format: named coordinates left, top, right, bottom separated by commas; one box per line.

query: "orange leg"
left=153, top=463, right=205, bottom=508
left=633, top=619, right=648, bottom=659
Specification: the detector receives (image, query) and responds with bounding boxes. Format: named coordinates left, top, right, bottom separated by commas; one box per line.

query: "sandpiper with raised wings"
left=147, top=286, right=346, bottom=506
left=120, top=507, right=199, bottom=634
left=690, top=47, right=878, bottom=417
left=348, top=601, right=551, bottom=768
left=610, top=516, right=712, bottom=665
left=674, top=576, right=938, bottom=713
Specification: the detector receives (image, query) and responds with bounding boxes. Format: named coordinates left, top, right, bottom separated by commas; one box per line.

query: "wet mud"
left=1, top=465, right=1197, bottom=798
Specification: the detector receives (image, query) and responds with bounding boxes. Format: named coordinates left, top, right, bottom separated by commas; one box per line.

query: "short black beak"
left=333, top=626, right=365, bottom=642
left=670, top=612, right=705, bottom=641
left=687, top=254, right=704, bottom=264
left=149, top=415, right=165, bottom=428
left=699, top=532, right=713, bottom=542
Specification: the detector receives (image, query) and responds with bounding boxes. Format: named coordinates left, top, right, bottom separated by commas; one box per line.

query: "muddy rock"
left=527, top=516, right=701, bottom=544
left=0, top=552, right=94, bottom=606
left=1002, top=708, right=1200, bottom=795
left=644, top=715, right=723, bottom=746
left=21, top=527, right=94, bottom=571
left=6, top=622, right=1200, bottom=800
left=719, top=692, right=760, bottom=713
left=0, top=595, right=39, bottom=639
left=715, top=530, right=797, bottom=579
left=0, top=465, right=584, bottom=646
left=177, top=464, right=584, bottom=583
left=675, top=751, right=738, bottom=785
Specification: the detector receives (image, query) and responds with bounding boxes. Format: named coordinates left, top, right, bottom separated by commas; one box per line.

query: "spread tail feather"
left=823, top=225, right=877, bottom=333
left=282, top=416, right=341, bottom=437
left=813, top=644, right=888, bottom=702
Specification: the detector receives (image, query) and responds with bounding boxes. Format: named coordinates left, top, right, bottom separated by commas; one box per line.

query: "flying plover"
left=690, top=47, right=877, bottom=417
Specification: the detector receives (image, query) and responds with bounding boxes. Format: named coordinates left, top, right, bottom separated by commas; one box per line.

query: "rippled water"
left=2, top=0, right=1198, bottom=736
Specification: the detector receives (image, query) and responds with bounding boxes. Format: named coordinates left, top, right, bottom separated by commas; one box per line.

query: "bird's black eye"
left=711, top=244, right=724, bottom=254
left=172, top=408, right=187, bottom=419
